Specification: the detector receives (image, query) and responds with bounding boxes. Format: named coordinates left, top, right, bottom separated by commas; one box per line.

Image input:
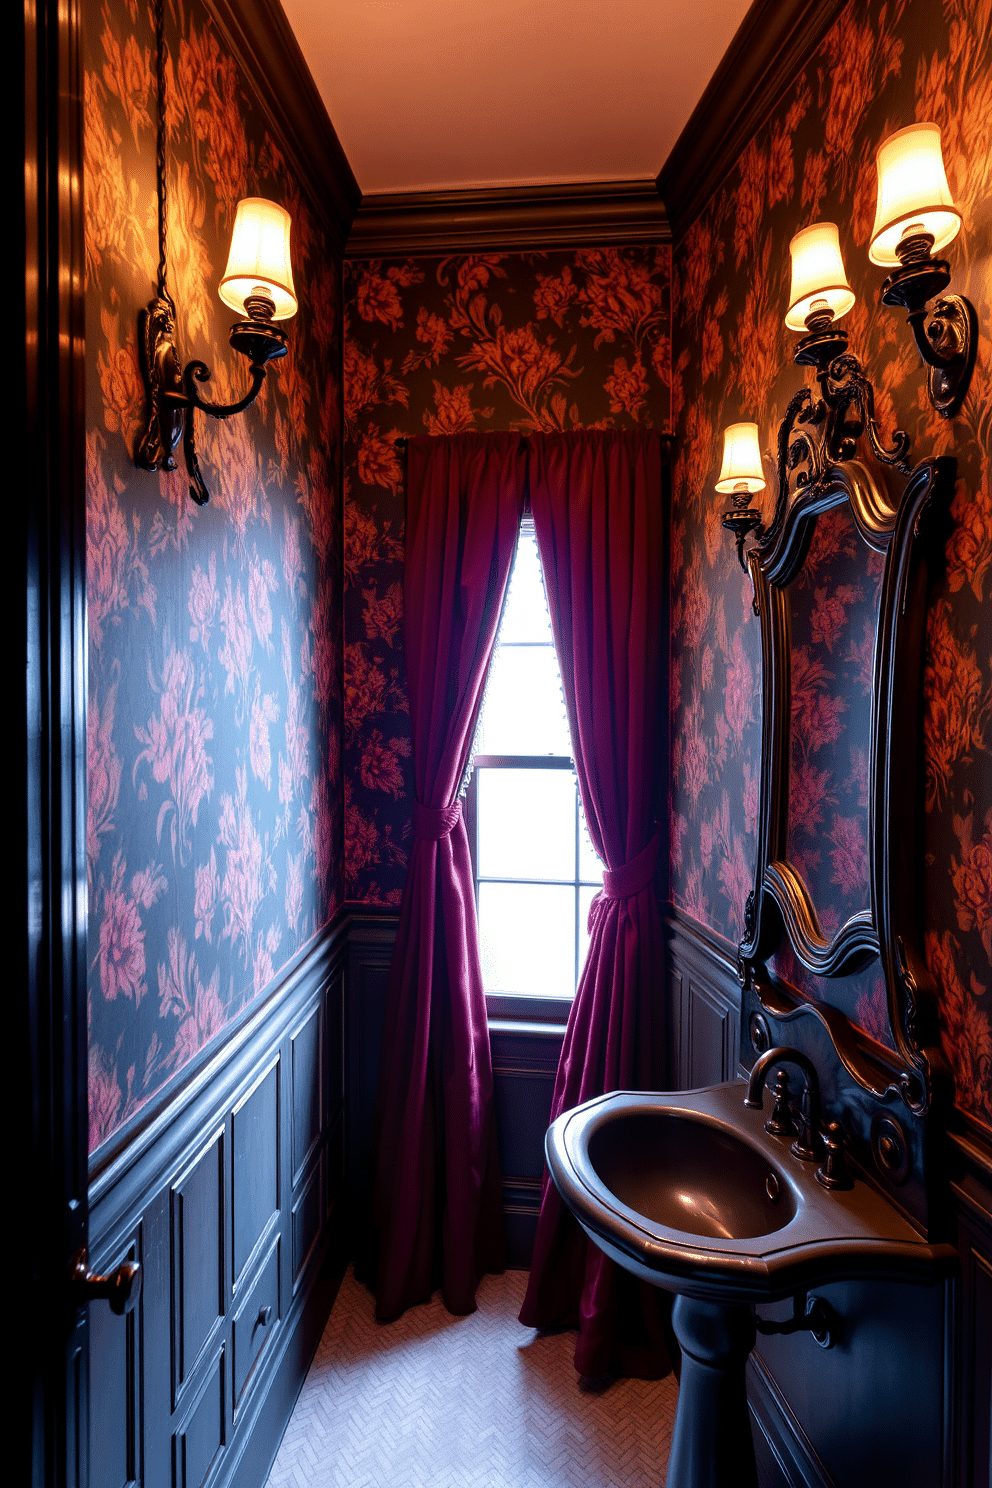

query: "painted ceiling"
left=279, top=0, right=753, bottom=195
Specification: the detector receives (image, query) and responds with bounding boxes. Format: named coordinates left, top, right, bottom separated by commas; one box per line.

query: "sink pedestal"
left=666, top=1298, right=758, bottom=1488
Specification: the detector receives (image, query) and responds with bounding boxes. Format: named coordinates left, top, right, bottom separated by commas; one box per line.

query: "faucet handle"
left=790, top=1087, right=822, bottom=1163
left=764, top=1069, right=796, bottom=1138
left=815, top=1122, right=853, bottom=1190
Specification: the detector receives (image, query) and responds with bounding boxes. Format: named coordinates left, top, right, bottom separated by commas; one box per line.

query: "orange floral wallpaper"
left=342, top=248, right=671, bottom=904
left=670, top=0, right=992, bottom=1122
left=85, top=0, right=343, bottom=1151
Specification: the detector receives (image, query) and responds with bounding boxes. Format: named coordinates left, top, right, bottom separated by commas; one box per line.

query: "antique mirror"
left=724, top=394, right=956, bottom=1227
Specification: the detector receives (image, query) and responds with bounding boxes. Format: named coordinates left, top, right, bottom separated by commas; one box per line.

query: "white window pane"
left=476, top=644, right=571, bottom=755
left=498, top=527, right=553, bottom=644
left=478, top=769, right=575, bottom=880
left=479, top=883, right=575, bottom=998
left=578, top=884, right=601, bottom=980
left=579, top=811, right=604, bottom=884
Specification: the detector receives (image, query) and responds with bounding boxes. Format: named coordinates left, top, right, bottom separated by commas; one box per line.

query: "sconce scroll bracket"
left=136, top=311, right=287, bottom=506
left=136, top=295, right=184, bottom=475
left=916, top=295, right=977, bottom=418
left=881, top=246, right=977, bottom=418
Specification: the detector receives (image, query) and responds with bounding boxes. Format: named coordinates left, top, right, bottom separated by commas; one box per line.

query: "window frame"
left=465, top=521, right=602, bottom=1023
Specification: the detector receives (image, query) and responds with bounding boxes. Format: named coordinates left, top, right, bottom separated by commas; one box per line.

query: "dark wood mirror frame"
left=737, top=434, right=956, bottom=1127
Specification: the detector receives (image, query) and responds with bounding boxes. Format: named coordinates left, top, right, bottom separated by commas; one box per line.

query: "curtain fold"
left=519, top=429, right=672, bottom=1379
left=368, top=432, right=525, bottom=1321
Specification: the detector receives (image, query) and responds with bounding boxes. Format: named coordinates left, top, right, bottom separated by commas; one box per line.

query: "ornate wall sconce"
left=869, top=123, right=975, bottom=418
left=716, top=422, right=767, bottom=568
left=720, top=122, right=976, bottom=566
left=135, top=0, right=297, bottom=505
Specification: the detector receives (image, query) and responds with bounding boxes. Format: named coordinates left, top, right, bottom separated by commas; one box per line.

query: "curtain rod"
left=392, top=434, right=674, bottom=462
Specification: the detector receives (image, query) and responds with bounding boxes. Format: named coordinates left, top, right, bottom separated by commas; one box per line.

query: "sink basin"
left=548, top=1081, right=954, bottom=1305
left=587, top=1110, right=797, bottom=1240
left=548, top=1080, right=957, bottom=1488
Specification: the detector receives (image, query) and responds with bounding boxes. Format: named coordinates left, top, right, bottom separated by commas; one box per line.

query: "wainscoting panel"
left=291, top=1006, right=322, bottom=1186
left=174, top=1348, right=226, bottom=1488
left=172, top=1132, right=226, bottom=1404
left=344, top=912, right=396, bottom=1236
left=490, top=1021, right=567, bottom=1268
left=664, top=906, right=742, bottom=1090
left=87, top=922, right=347, bottom=1488
left=231, top=1063, right=280, bottom=1291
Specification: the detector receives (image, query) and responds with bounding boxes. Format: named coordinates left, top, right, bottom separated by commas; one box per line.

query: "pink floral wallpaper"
left=85, top=0, right=343, bottom=1151
left=669, top=0, right=992, bottom=1122
left=342, top=248, right=671, bottom=905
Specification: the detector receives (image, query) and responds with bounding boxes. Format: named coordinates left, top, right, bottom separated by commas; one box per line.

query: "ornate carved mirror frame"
left=736, top=398, right=956, bottom=1126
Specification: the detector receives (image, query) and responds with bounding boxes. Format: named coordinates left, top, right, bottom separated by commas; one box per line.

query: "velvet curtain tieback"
left=412, top=800, right=462, bottom=841
left=587, top=831, right=660, bottom=930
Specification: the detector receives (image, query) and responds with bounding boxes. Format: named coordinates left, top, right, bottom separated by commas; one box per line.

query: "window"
left=466, top=518, right=603, bottom=1013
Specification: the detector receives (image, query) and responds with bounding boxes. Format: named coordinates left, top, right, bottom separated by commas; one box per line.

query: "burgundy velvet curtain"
left=368, top=432, right=525, bottom=1321
left=519, top=429, right=672, bottom=1378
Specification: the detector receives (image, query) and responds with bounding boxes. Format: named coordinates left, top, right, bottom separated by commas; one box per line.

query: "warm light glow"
left=785, top=223, right=856, bottom=330
left=869, top=123, right=961, bottom=266
left=219, top=198, right=298, bottom=319
left=716, top=423, right=766, bottom=494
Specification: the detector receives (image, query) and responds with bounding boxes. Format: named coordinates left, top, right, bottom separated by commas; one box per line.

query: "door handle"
left=69, top=1249, right=141, bottom=1316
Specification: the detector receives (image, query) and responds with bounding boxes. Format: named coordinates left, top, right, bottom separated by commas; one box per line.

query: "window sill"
left=485, top=991, right=573, bottom=1028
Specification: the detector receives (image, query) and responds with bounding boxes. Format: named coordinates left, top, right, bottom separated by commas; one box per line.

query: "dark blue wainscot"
left=87, top=921, right=347, bottom=1488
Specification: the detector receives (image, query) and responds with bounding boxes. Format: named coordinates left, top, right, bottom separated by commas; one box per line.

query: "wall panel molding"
left=346, top=179, right=670, bottom=257
left=656, top=0, right=849, bottom=241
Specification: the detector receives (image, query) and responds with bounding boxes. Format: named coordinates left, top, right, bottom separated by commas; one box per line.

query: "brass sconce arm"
left=137, top=303, right=288, bottom=507
left=180, top=358, right=268, bottom=421
left=878, top=236, right=977, bottom=418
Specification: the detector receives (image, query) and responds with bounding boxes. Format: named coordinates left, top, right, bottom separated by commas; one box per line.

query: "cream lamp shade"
left=785, top=223, right=856, bottom=330
left=868, top=123, right=961, bottom=266
left=716, top=423, right=766, bottom=493
left=219, top=198, right=298, bottom=319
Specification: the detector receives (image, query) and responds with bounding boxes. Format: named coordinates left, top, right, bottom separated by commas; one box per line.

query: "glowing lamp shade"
left=869, top=124, right=961, bottom=266
left=785, top=223, right=856, bottom=330
left=218, top=198, right=298, bottom=319
left=716, top=423, right=766, bottom=494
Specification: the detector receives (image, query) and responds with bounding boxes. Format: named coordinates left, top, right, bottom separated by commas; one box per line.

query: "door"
left=21, top=0, right=93, bottom=1482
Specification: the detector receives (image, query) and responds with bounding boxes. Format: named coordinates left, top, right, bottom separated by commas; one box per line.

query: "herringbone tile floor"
left=266, top=1267, right=678, bottom=1487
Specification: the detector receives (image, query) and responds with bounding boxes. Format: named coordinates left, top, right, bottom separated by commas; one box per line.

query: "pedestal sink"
left=545, top=1081, right=955, bottom=1488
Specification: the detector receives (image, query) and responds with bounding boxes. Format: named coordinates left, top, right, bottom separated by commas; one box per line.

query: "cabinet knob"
left=256, top=1304, right=272, bottom=1329
left=69, top=1249, right=141, bottom=1316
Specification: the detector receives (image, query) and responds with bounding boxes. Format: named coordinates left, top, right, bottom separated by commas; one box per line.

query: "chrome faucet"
left=745, top=1046, right=822, bottom=1161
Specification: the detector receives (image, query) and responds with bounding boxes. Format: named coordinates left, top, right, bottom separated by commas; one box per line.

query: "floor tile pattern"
left=266, top=1267, right=678, bottom=1487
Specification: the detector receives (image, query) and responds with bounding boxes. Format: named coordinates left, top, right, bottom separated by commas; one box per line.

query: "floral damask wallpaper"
left=670, top=0, right=992, bottom=1121
left=343, top=248, right=671, bottom=905
left=85, top=0, right=343, bottom=1151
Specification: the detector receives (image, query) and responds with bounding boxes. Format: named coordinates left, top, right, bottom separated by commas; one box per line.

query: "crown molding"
left=657, top=0, right=850, bottom=243
left=345, top=178, right=670, bottom=258
left=204, top=0, right=360, bottom=253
